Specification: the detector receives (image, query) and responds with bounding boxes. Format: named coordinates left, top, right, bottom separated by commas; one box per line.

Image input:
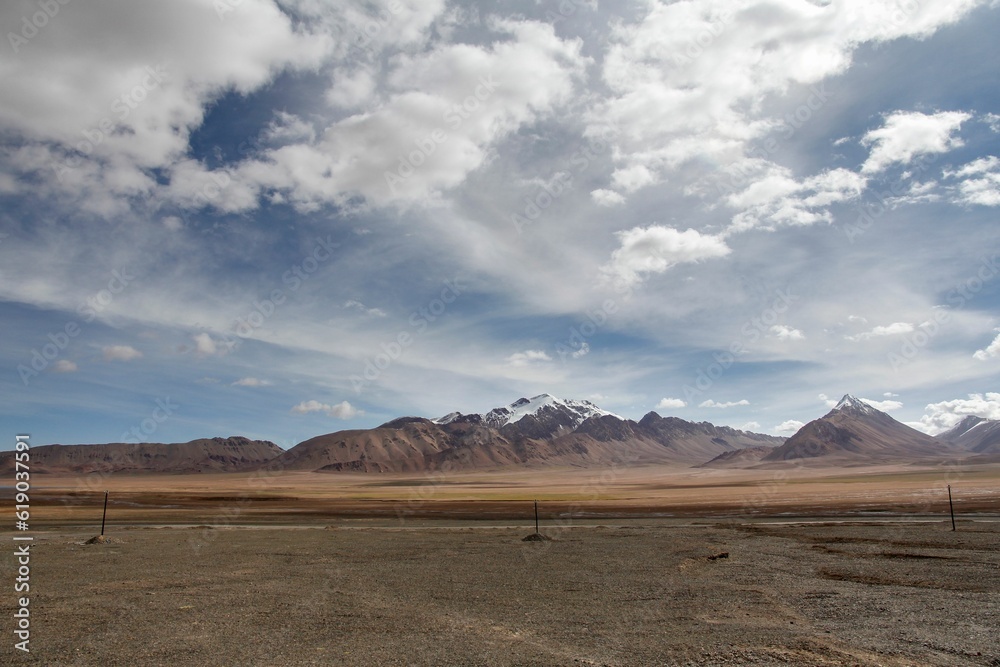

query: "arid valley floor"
left=4, top=464, right=999, bottom=666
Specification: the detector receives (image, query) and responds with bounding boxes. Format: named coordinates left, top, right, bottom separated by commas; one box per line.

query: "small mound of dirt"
left=84, top=535, right=118, bottom=545
left=707, top=551, right=729, bottom=561
left=522, top=533, right=552, bottom=542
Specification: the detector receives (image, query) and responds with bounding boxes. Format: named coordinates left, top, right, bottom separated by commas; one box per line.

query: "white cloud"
left=291, top=399, right=364, bottom=419
left=592, top=0, right=984, bottom=203
left=909, top=392, right=1000, bottom=434
left=861, top=110, right=971, bottom=174
left=506, top=349, right=552, bottom=367
left=726, top=166, right=866, bottom=234
left=601, top=226, right=730, bottom=287
left=656, top=397, right=687, bottom=410
left=232, top=377, right=271, bottom=387
left=102, top=345, right=142, bottom=362
left=571, top=342, right=590, bottom=359
left=344, top=300, right=387, bottom=317
left=739, top=421, right=761, bottom=432
left=161, top=216, right=183, bottom=231
left=699, top=399, right=750, bottom=409
left=973, top=331, right=1000, bottom=360
left=238, top=18, right=588, bottom=209
left=846, top=322, right=914, bottom=341
left=945, top=156, right=1000, bottom=207
left=0, top=0, right=332, bottom=214
left=860, top=398, right=903, bottom=412
left=818, top=393, right=837, bottom=408
left=884, top=392, right=899, bottom=398
left=52, top=360, right=78, bottom=373
left=775, top=420, right=805, bottom=433
left=770, top=325, right=804, bottom=341
left=191, top=332, right=221, bottom=356
left=590, top=189, right=625, bottom=207
left=611, top=164, right=656, bottom=193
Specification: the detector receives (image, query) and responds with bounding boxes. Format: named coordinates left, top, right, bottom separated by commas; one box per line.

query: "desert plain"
left=3, top=462, right=999, bottom=666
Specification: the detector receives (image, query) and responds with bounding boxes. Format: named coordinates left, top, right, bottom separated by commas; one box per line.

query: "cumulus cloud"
left=232, top=377, right=271, bottom=387
left=590, top=189, right=625, bottom=206
left=699, top=399, right=750, bottom=409
left=775, top=420, right=805, bottom=433
left=861, top=111, right=971, bottom=174
left=770, top=325, right=804, bottom=341
left=0, top=0, right=332, bottom=214
left=656, top=397, right=687, bottom=410
left=52, top=360, right=78, bottom=373
left=909, top=392, right=1000, bottom=434
left=506, top=349, right=552, bottom=367
left=726, top=166, right=866, bottom=234
left=601, top=226, right=730, bottom=287
left=237, top=18, right=588, bottom=209
left=945, top=155, right=1000, bottom=206
left=740, top=421, right=761, bottom=432
left=592, top=0, right=985, bottom=203
left=102, top=345, right=142, bottom=362
left=860, top=398, right=903, bottom=412
left=846, top=322, right=914, bottom=341
left=973, top=331, right=1000, bottom=360
left=818, top=393, right=837, bottom=408
left=190, top=332, right=235, bottom=358
left=291, top=399, right=363, bottom=419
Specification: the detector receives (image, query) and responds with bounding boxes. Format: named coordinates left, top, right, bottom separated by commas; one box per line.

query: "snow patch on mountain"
left=833, top=394, right=880, bottom=416
left=433, top=394, right=623, bottom=429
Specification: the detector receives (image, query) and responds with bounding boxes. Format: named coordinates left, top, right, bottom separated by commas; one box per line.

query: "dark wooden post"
left=101, top=490, right=109, bottom=536
left=947, top=485, right=956, bottom=532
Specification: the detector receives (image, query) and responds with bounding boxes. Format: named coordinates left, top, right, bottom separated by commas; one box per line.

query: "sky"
left=2, top=0, right=999, bottom=450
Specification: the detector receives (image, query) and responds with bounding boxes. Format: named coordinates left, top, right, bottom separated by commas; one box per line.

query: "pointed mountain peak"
left=832, top=394, right=879, bottom=415
left=940, top=415, right=988, bottom=440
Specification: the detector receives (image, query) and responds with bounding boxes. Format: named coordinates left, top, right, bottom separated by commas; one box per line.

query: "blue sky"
left=2, top=0, right=1000, bottom=449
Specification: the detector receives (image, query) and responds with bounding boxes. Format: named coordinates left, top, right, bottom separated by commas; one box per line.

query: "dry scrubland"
left=3, top=464, right=999, bottom=666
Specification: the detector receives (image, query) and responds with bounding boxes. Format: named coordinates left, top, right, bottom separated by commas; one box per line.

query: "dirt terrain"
left=3, top=464, right=999, bottom=665
left=0, top=521, right=996, bottom=666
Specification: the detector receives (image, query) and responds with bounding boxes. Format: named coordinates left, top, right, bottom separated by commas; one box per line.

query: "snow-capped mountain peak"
left=484, top=393, right=623, bottom=429
left=432, top=393, right=624, bottom=430
left=832, top=394, right=880, bottom=416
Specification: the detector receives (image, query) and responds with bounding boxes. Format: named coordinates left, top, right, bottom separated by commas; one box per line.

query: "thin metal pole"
left=534, top=500, right=539, bottom=534
left=101, top=490, right=109, bottom=535
left=947, top=485, right=956, bottom=532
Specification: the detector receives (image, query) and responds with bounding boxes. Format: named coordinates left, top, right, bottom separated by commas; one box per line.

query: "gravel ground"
left=1, top=520, right=997, bottom=666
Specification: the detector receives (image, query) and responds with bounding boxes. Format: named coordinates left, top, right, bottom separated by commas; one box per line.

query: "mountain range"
left=264, top=394, right=784, bottom=473
left=4, top=393, right=997, bottom=474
